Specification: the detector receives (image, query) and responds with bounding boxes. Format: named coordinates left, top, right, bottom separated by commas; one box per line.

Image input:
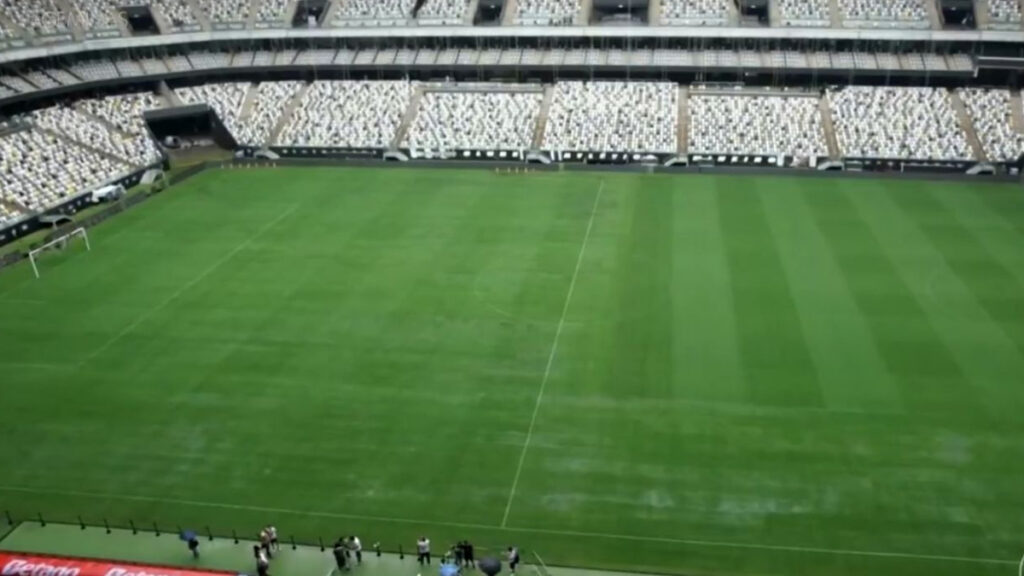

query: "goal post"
left=28, top=227, right=90, bottom=279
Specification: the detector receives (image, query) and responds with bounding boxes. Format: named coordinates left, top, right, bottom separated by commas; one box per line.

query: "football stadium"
left=2, top=2, right=1024, bottom=576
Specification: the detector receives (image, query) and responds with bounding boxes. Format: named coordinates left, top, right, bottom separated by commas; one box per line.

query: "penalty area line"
left=500, top=180, right=604, bottom=529
left=0, top=485, right=1013, bottom=567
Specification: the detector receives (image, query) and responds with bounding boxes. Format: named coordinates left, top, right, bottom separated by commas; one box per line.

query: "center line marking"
left=501, top=180, right=604, bottom=528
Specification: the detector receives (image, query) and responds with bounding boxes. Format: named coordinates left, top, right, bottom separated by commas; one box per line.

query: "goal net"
left=28, top=227, right=90, bottom=278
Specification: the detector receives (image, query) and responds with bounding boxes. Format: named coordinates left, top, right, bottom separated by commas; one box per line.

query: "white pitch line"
left=500, top=181, right=605, bottom=528
left=79, top=205, right=300, bottom=365
left=0, top=485, right=1013, bottom=566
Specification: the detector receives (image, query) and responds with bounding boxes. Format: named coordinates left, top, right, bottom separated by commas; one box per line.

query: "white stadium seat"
left=828, top=86, right=972, bottom=161
left=405, top=90, right=542, bottom=152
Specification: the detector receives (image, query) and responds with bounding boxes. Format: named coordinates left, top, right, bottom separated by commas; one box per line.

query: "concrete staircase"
left=282, top=0, right=301, bottom=25
left=726, top=0, right=739, bottom=25
left=648, top=0, right=661, bottom=24
left=0, top=12, right=26, bottom=40
left=924, top=0, right=942, bottom=29
left=948, top=90, right=987, bottom=162
left=0, top=198, right=30, bottom=216
left=53, top=0, right=86, bottom=40
left=391, top=85, right=426, bottom=149
left=532, top=85, right=555, bottom=150
left=464, top=0, right=479, bottom=24
left=183, top=0, right=212, bottom=30
left=73, top=107, right=130, bottom=137
left=34, top=126, right=132, bottom=168
left=577, top=0, right=593, bottom=24
left=1010, top=90, right=1024, bottom=134
left=677, top=86, right=689, bottom=155
left=818, top=94, right=841, bottom=160
left=768, top=0, right=782, bottom=25
left=148, top=5, right=174, bottom=34
left=974, top=0, right=992, bottom=29
left=321, top=0, right=341, bottom=26
left=828, top=0, right=842, bottom=27
left=158, top=81, right=184, bottom=107
left=501, top=0, right=518, bottom=24
left=239, top=83, right=259, bottom=120
left=268, top=82, right=311, bottom=145
left=246, top=0, right=259, bottom=28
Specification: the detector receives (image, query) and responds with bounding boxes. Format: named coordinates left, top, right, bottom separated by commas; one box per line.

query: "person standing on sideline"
left=349, top=535, right=362, bottom=565
left=462, top=541, right=475, bottom=569
left=417, top=536, right=431, bottom=566
left=181, top=530, right=199, bottom=558
left=333, top=539, right=349, bottom=573
left=259, top=528, right=273, bottom=559
left=255, top=546, right=270, bottom=576
left=267, top=525, right=279, bottom=552
left=506, top=546, right=520, bottom=576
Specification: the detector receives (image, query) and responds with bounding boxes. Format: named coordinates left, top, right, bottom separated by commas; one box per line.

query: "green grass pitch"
left=1, top=167, right=1023, bottom=576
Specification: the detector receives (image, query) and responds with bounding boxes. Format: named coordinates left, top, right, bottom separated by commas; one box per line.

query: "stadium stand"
left=145, top=0, right=200, bottom=30
left=69, top=58, right=120, bottom=81
left=255, top=0, right=290, bottom=24
left=278, top=80, right=411, bottom=148
left=688, top=93, right=828, bottom=158
left=0, top=0, right=72, bottom=37
left=987, top=0, right=1023, bottom=26
left=404, top=90, right=542, bottom=152
left=176, top=82, right=249, bottom=139
left=75, top=91, right=164, bottom=136
left=29, top=104, right=161, bottom=167
left=838, top=0, right=929, bottom=27
left=0, top=129, right=130, bottom=213
left=543, top=81, right=677, bottom=154
left=778, top=0, right=831, bottom=26
left=514, top=0, right=580, bottom=25
left=956, top=88, right=1024, bottom=162
left=416, top=0, right=471, bottom=24
left=196, top=0, right=250, bottom=24
left=71, top=0, right=124, bottom=35
left=661, top=0, right=731, bottom=26
left=828, top=86, right=973, bottom=161
left=1, top=74, right=39, bottom=93
left=331, top=0, right=414, bottom=26
left=233, top=81, right=304, bottom=146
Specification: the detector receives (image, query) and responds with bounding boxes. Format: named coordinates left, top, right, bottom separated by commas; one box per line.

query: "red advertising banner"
left=0, top=552, right=239, bottom=576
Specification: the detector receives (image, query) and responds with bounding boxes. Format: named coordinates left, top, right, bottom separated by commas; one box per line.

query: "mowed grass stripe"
left=932, top=187, right=1024, bottom=289
left=846, top=186, right=1024, bottom=414
left=760, top=183, right=903, bottom=413
left=889, top=188, right=1024, bottom=359
left=804, top=186, right=982, bottom=415
left=6, top=169, right=1024, bottom=576
left=671, top=181, right=746, bottom=404
left=717, top=180, right=823, bottom=407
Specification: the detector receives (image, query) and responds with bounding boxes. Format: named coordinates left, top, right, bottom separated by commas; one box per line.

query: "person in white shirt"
left=267, top=525, right=279, bottom=552
left=507, top=546, right=519, bottom=575
left=417, top=536, right=431, bottom=565
left=349, top=535, right=362, bottom=565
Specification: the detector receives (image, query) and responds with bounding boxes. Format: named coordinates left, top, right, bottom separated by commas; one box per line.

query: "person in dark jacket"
left=333, top=539, right=349, bottom=573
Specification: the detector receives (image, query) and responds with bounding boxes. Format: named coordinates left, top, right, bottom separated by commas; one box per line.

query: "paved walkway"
left=0, top=523, right=644, bottom=576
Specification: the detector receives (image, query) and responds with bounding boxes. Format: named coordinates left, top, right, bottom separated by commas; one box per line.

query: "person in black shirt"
left=333, top=539, right=349, bottom=573
left=187, top=535, right=200, bottom=558
left=462, top=541, right=475, bottom=569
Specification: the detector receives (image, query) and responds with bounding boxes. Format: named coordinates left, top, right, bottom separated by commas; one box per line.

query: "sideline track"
left=0, top=485, right=1014, bottom=567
